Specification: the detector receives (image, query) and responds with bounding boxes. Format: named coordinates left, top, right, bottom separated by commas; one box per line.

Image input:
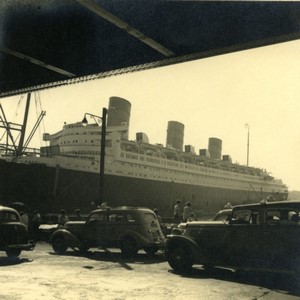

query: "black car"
left=166, top=200, right=300, bottom=275
left=0, top=206, right=35, bottom=257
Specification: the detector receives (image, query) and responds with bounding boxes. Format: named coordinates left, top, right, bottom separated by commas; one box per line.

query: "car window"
left=108, top=213, right=125, bottom=223
left=266, top=209, right=300, bottom=225
left=126, top=213, right=136, bottom=223
left=0, top=211, right=19, bottom=223
left=231, top=209, right=259, bottom=225
left=143, top=213, right=156, bottom=222
left=214, top=210, right=231, bottom=222
left=88, top=212, right=105, bottom=222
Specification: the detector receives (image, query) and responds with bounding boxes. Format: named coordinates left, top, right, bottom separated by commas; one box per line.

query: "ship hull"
left=0, top=159, right=288, bottom=218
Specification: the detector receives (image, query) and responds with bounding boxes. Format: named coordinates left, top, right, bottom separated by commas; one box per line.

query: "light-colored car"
left=49, top=207, right=165, bottom=257
left=0, top=206, right=35, bottom=257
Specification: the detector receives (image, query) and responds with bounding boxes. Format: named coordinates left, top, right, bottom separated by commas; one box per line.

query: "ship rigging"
left=0, top=92, right=46, bottom=157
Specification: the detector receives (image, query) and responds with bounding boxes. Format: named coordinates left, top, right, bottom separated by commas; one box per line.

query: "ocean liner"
left=0, top=96, right=288, bottom=217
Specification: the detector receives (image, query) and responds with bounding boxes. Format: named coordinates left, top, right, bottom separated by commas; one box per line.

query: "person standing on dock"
left=153, top=208, right=163, bottom=225
left=183, top=202, right=192, bottom=222
left=174, top=200, right=182, bottom=223
left=20, top=211, right=29, bottom=230
left=31, top=210, right=41, bottom=242
left=58, top=210, right=69, bottom=227
left=74, top=209, right=83, bottom=221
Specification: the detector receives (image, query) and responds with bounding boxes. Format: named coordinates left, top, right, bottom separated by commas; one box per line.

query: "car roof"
left=91, top=206, right=154, bottom=213
left=216, top=208, right=232, bottom=214
left=0, top=205, right=19, bottom=213
left=234, top=200, right=300, bottom=210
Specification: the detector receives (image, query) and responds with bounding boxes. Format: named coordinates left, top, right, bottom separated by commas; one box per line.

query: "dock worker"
left=153, top=208, right=163, bottom=225
left=20, top=211, right=29, bottom=230
left=58, top=210, right=69, bottom=227
left=74, top=209, right=83, bottom=221
left=174, top=200, right=182, bottom=223
left=32, top=210, right=41, bottom=241
left=183, top=202, right=192, bottom=222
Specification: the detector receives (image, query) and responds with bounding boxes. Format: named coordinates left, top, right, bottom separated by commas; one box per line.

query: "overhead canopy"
left=1, top=0, right=300, bottom=98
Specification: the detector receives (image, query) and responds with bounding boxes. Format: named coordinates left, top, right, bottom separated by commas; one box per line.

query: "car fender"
left=120, top=230, right=159, bottom=247
left=166, top=235, right=208, bottom=263
left=49, top=229, right=80, bottom=248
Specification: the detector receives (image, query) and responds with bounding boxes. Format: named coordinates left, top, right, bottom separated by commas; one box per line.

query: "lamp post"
left=82, top=112, right=103, bottom=125
left=99, top=107, right=107, bottom=206
left=245, top=123, right=250, bottom=166
left=82, top=107, right=107, bottom=206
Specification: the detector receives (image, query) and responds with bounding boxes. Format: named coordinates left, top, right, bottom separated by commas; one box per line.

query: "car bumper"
left=146, top=240, right=165, bottom=249
left=7, top=241, right=35, bottom=251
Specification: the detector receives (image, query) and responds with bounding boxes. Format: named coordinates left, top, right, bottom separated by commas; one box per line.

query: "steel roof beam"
left=0, top=47, right=76, bottom=78
left=76, top=0, right=175, bottom=57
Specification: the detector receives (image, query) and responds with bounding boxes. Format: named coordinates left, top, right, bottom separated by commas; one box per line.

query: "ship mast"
left=0, top=92, right=46, bottom=157
left=16, top=93, right=31, bottom=157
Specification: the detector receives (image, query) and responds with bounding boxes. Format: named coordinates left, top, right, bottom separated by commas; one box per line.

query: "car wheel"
left=52, top=236, right=68, bottom=254
left=167, top=246, right=193, bottom=273
left=6, top=249, right=21, bottom=258
left=121, top=237, right=138, bottom=257
left=292, top=259, right=300, bottom=280
left=144, top=247, right=157, bottom=256
left=79, top=244, right=89, bottom=252
left=203, top=264, right=214, bottom=273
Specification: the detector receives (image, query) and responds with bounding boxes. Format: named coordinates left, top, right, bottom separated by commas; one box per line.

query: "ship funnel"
left=107, top=97, right=131, bottom=138
left=208, top=137, right=222, bottom=159
left=166, top=121, right=184, bottom=151
left=136, top=132, right=149, bottom=143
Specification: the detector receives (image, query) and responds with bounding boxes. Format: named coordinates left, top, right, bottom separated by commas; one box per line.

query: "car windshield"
left=88, top=212, right=105, bottom=222
left=0, top=211, right=19, bottom=223
left=213, top=210, right=231, bottom=222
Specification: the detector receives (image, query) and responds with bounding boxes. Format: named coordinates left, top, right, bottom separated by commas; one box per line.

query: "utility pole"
left=99, top=107, right=107, bottom=206
left=245, top=123, right=250, bottom=166
left=81, top=107, right=107, bottom=207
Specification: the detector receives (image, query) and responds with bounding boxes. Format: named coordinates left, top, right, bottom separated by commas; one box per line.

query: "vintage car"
left=0, top=205, right=35, bottom=257
left=49, top=207, right=165, bottom=256
left=166, top=200, right=300, bottom=274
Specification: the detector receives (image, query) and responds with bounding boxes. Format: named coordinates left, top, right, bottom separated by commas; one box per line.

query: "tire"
left=167, top=246, right=193, bottom=273
left=78, top=244, right=89, bottom=252
left=6, top=249, right=21, bottom=258
left=52, top=236, right=68, bottom=254
left=203, top=264, right=214, bottom=273
left=144, top=247, right=157, bottom=256
left=121, top=237, right=138, bottom=257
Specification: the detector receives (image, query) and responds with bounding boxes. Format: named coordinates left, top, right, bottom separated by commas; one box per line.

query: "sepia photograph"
left=0, top=1, right=300, bottom=299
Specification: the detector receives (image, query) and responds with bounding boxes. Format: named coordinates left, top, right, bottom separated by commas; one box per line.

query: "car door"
left=262, top=208, right=300, bottom=269
left=224, top=208, right=262, bottom=267
left=105, top=212, right=126, bottom=247
left=84, top=211, right=107, bottom=247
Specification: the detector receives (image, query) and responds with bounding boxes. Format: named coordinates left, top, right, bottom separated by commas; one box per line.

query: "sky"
left=1, top=39, right=300, bottom=191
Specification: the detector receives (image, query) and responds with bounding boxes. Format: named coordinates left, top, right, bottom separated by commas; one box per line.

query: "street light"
left=245, top=123, right=250, bottom=166
left=82, top=108, right=107, bottom=206
left=81, top=112, right=103, bottom=125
